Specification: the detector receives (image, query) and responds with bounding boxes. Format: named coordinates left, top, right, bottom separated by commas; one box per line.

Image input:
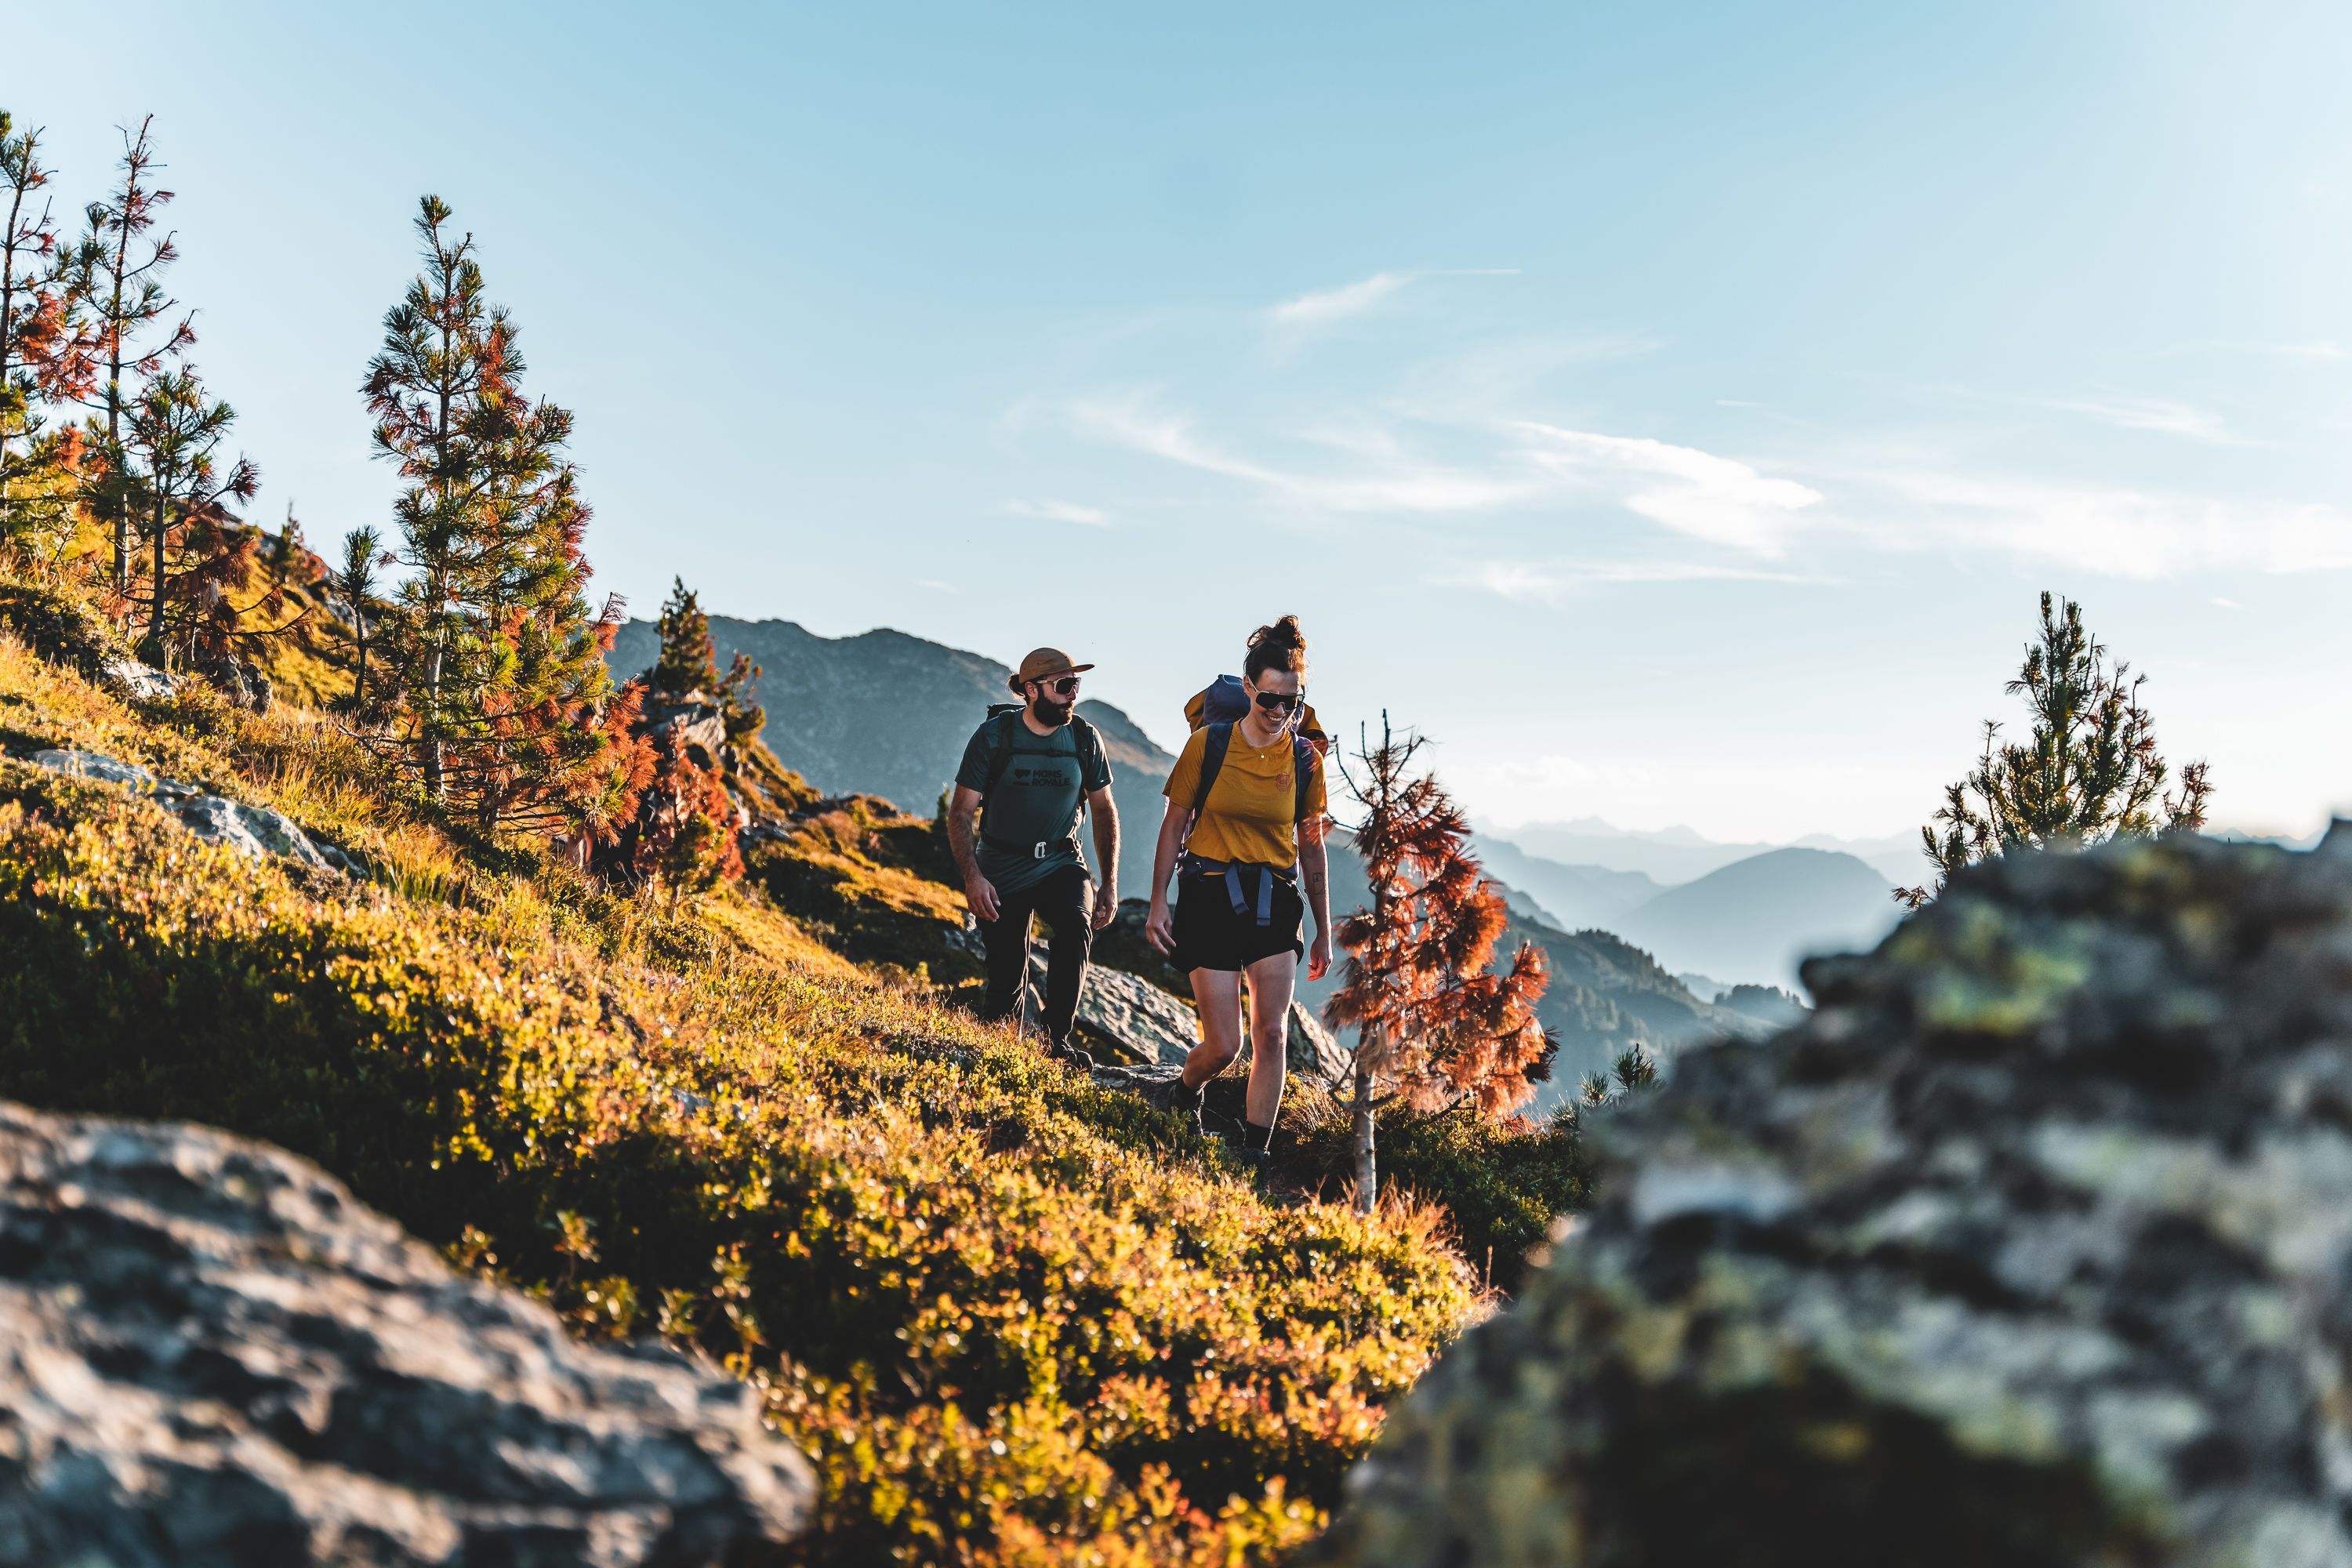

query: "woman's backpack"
left=1179, top=677, right=1324, bottom=830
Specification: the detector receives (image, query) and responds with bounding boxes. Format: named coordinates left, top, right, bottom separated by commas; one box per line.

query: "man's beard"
left=1029, top=695, right=1075, bottom=727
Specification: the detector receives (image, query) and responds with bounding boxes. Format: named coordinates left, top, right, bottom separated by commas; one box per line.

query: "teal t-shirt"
left=955, top=713, right=1112, bottom=895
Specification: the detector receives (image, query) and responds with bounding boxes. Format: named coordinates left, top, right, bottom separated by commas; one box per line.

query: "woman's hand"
left=1145, top=898, right=1177, bottom=956
left=1307, top=927, right=1332, bottom=982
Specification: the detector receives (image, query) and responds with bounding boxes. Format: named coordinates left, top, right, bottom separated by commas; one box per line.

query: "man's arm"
left=946, top=783, right=1000, bottom=922
left=1086, top=785, right=1120, bottom=929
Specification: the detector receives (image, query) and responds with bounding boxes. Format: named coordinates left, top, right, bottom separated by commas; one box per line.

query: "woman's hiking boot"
left=1046, top=1037, right=1094, bottom=1074
left=1241, top=1122, right=1277, bottom=1192
left=1144, top=1074, right=1206, bottom=1134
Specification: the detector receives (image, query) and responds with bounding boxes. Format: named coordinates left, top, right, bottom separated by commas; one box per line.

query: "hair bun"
left=1247, top=615, right=1305, bottom=652
left=1243, top=615, right=1308, bottom=681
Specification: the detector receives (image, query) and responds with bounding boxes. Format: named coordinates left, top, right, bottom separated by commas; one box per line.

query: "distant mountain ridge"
left=1469, top=833, right=1660, bottom=930
left=1493, top=817, right=1922, bottom=887
left=1613, top=846, right=1900, bottom=989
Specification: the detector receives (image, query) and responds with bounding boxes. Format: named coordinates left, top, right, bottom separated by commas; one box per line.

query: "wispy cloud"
left=2027, top=393, right=2252, bottom=445
left=1264, top=267, right=1520, bottom=339
left=1847, top=469, right=2352, bottom=578
left=1455, top=557, right=1826, bottom=602
left=2207, top=338, right=2348, bottom=361
left=1006, top=499, right=1113, bottom=527
left=1065, top=393, right=1534, bottom=514
left=1510, top=421, right=1824, bottom=554
left=1267, top=271, right=1415, bottom=332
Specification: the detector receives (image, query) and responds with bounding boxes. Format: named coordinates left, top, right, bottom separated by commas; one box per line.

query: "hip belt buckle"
left=1032, top=840, right=1049, bottom=859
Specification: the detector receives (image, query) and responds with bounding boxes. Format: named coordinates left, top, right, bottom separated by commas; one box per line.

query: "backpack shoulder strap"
left=1191, top=721, right=1236, bottom=821
left=1069, top=714, right=1103, bottom=786
left=1290, top=734, right=1317, bottom=823
left=978, top=709, right=1023, bottom=800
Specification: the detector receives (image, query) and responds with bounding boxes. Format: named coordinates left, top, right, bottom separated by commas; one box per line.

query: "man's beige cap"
left=1009, top=647, right=1095, bottom=694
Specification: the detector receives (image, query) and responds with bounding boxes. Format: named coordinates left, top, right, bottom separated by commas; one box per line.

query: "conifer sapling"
left=69, top=117, right=194, bottom=598
left=1324, top=714, right=1552, bottom=1216
left=0, top=110, right=94, bottom=556
left=1897, top=591, right=2212, bottom=908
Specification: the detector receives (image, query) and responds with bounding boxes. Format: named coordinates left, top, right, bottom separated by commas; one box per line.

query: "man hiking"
left=947, top=647, right=1120, bottom=1069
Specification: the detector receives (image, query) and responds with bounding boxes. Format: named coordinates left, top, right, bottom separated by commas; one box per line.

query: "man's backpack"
left=1179, top=677, right=1324, bottom=836
left=975, top=702, right=1105, bottom=840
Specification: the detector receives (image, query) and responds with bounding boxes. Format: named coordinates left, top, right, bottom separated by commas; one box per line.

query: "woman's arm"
left=1299, top=819, right=1332, bottom=981
left=1144, top=798, right=1189, bottom=954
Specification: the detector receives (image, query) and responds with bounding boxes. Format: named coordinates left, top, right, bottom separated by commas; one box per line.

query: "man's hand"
left=1145, top=898, right=1177, bottom=955
left=965, top=873, right=1002, bottom=924
left=1307, top=927, right=1333, bottom=982
left=1092, top=882, right=1117, bottom=931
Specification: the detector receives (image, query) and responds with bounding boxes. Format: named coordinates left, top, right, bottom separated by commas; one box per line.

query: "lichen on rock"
left=1315, top=826, right=2352, bottom=1567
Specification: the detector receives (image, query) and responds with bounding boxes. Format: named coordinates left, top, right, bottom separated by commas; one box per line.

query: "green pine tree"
left=652, top=575, right=764, bottom=741
left=68, top=117, right=194, bottom=597
left=1897, top=591, right=2212, bottom=907
left=362, top=194, right=645, bottom=840
left=333, top=524, right=383, bottom=710
left=112, top=365, right=257, bottom=664
left=652, top=575, right=717, bottom=696
left=1, top=109, right=94, bottom=559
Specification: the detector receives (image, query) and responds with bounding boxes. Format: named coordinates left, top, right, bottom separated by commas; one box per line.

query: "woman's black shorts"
left=1171, top=862, right=1304, bottom=974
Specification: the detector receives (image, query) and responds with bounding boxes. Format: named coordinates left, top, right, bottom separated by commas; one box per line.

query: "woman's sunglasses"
left=1253, top=689, right=1304, bottom=713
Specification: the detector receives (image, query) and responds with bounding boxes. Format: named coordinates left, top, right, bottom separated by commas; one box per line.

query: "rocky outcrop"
left=31, top=749, right=361, bottom=877
left=99, top=655, right=180, bottom=705
left=643, top=691, right=727, bottom=770
left=0, top=1098, right=812, bottom=1566
left=1061, top=962, right=1201, bottom=1066
left=1316, top=827, right=2352, bottom=1566
left=1029, top=949, right=1352, bottom=1086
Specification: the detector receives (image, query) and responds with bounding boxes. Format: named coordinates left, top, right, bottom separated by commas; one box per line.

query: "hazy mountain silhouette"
left=1611, top=847, right=1900, bottom=989
left=1495, top=818, right=1921, bottom=886
left=1468, top=834, right=1661, bottom=930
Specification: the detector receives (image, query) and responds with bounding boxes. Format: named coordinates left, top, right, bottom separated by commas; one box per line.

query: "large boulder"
left=0, top=1100, right=812, bottom=1566
left=1316, top=828, right=2352, bottom=1567
left=1069, top=964, right=1201, bottom=1065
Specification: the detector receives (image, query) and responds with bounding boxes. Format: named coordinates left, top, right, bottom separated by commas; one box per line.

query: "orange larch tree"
left=1324, top=713, right=1552, bottom=1215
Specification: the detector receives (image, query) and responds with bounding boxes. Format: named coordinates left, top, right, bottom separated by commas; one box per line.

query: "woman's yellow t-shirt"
left=1163, top=725, right=1328, bottom=868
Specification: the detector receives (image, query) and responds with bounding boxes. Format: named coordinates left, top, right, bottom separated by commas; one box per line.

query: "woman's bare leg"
left=1184, top=968, right=1244, bottom=1088
left=1242, top=950, right=1297, bottom=1130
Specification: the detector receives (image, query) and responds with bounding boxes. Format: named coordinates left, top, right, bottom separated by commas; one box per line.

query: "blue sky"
left=15, top=2, right=2352, bottom=848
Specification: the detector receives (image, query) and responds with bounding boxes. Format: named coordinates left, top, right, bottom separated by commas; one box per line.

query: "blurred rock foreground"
left=0, top=1102, right=811, bottom=1566
left=1318, top=824, right=2352, bottom=1567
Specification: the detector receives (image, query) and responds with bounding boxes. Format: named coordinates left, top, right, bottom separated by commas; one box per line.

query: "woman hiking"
left=1144, top=616, right=1332, bottom=1181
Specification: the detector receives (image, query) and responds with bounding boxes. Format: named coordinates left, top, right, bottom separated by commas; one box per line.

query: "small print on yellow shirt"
left=1163, top=725, right=1328, bottom=869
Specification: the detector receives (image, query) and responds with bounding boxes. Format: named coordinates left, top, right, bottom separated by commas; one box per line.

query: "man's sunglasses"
left=1037, top=676, right=1081, bottom=696
left=1254, top=689, right=1304, bottom=713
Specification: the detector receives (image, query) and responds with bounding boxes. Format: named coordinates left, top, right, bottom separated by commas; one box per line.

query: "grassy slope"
left=0, top=601, right=1486, bottom=1566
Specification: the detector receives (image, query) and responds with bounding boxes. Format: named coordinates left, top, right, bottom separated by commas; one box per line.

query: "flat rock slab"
left=0, top=1100, right=812, bottom=1566
left=1316, top=826, right=2352, bottom=1567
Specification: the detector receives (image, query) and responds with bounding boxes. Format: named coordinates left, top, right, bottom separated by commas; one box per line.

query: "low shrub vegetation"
left=0, top=633, right=1484, bottom=1564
